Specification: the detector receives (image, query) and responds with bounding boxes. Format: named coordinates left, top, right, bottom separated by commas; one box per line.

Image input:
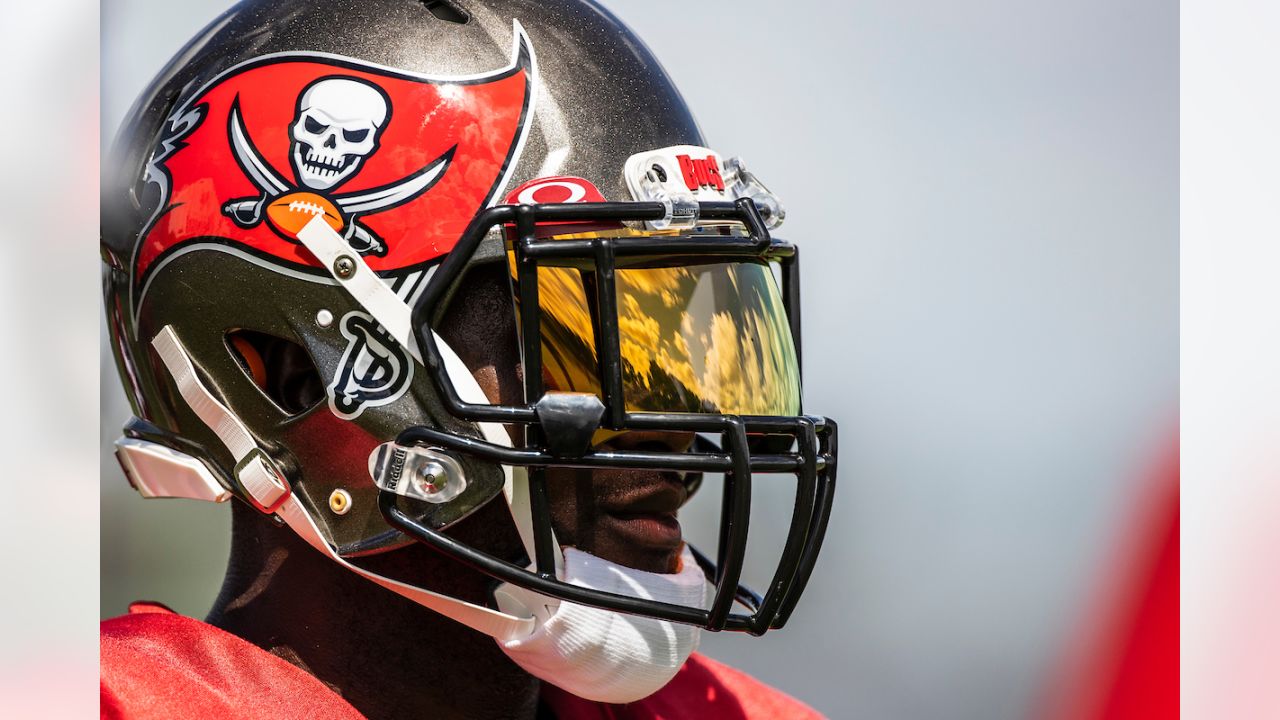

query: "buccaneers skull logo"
left=220, top=76, right=455, bottom=256
left=135, top=21, right=534, bottom=289
left=134, top=22, right=536, bottom=420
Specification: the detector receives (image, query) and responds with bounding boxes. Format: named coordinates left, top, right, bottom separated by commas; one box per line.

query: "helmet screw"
left=316, top=309, right=334, bottom=328
left=328, top=489, right=352, bottom=515
left=416, top=461, right=448, bottom=494
left=333, top=255, right=357, bottom=279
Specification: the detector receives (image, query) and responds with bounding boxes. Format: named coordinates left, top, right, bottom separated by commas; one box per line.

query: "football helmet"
left=103, top=0, right=836, bottom=697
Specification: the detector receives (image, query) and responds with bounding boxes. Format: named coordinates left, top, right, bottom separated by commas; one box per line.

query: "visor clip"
left=534, top=392, right=606, bottom=458
left=368, top=443, right=468, bottom=504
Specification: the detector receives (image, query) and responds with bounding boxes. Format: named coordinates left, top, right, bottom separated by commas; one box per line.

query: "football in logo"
left=265, top=192, right=345, bottom=240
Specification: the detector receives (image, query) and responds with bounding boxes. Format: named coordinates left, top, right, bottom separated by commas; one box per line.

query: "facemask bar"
left=386, top=197, right=837, bottom=635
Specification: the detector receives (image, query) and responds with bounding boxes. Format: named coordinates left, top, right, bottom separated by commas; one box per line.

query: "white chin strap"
left=145, top=324, right=534, bottom=642
left=128, top=217, right=707, bottom=702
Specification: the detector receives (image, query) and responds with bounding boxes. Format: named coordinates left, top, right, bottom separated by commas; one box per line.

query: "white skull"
left=290, top=77, right=389, bottom=191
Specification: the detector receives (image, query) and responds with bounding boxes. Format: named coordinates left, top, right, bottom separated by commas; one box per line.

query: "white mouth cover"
left=494, top=545, right=707, bottom=703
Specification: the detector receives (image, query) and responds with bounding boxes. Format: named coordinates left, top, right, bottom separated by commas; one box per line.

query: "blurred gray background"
left=101, top=1, right=1177, bottom=718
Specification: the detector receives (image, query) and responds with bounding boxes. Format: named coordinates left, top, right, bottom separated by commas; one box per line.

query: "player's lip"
left=598, top=511, right=683, bottom=550
left=597, top=477, right=687, bottom=549
left=597, top=475, right=687, bottom=515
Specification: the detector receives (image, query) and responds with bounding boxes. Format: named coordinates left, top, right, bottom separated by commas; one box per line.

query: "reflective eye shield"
left=522, top=259, right=803, bottom=421
left=384, top=198, right=837, bottom=635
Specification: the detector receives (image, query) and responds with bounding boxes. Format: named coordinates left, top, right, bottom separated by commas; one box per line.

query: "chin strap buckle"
left=233, top=447, right=290, bottom=513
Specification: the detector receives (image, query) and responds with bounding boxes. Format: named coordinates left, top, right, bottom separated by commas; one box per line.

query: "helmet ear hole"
left=228, top=334, right=267, bottom=389
left=226, top=330, right=325, bottom=415
left=420, top=0, right=469, bottom=24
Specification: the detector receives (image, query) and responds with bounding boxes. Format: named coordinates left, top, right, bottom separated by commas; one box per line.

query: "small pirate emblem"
left=221, top=76, right=454, bottom=256
left=328, top=310, right=414, bottom=419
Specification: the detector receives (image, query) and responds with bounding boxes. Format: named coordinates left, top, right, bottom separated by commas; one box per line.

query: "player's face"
left=441, top=265, right=692, bottom=575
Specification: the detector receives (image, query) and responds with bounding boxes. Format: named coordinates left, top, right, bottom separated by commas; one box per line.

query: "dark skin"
left=207, top=264, right=691, bottom=720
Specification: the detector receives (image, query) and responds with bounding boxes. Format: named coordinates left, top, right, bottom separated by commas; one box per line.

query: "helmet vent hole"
left=420, top=0, right=470, bottom=24
left=225, top=330, right=325, bottom=416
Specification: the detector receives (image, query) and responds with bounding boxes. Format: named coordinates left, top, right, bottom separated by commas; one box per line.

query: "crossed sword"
left=221, top=101, right=453, bottom=257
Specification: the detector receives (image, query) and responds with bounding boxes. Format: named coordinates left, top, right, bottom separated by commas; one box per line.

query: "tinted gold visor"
left=514, top=253, right=802, bottom=417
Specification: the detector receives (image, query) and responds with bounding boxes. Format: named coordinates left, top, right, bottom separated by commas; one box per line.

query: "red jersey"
left=101, top=603, right=822, bottom=719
